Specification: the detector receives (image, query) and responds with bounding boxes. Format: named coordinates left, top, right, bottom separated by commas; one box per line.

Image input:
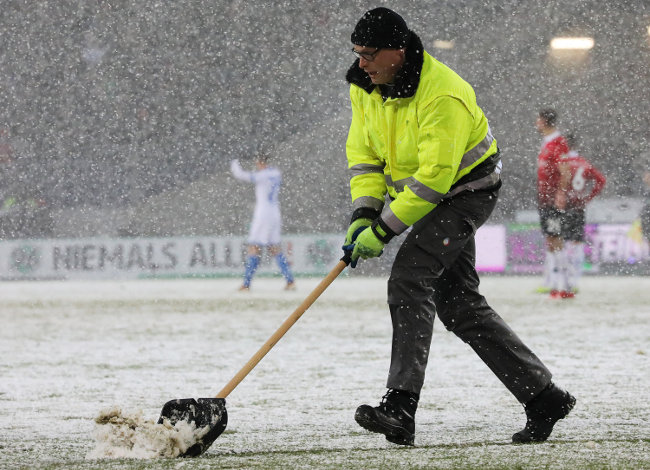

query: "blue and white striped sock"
left=242, top=255, right=260, bottom=287
left=275, top=253, right=294, bottom=284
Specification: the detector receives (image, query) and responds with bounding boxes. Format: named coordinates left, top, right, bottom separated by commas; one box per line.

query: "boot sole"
left=355, top=406, right=415, bottom=446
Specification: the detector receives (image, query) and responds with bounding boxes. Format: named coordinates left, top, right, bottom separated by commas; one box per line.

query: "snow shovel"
left=158, top=254, right=351, bottom=457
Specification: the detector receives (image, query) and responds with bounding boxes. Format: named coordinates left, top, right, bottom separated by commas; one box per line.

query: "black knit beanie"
left=351, top=7, right=411, bottom=49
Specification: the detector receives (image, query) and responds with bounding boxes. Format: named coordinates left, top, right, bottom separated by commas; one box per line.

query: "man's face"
left=535, top=116, right=549, bottom=134
left=353, top=45, right=405, bottom=85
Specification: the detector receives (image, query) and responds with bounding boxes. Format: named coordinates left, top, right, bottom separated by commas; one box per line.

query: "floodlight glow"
left=433, top=40, right=454, bottom=50
left=550, top=37, right=595, bottom=50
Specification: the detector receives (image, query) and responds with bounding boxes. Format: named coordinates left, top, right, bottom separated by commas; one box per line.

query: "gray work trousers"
left=386, top=183, right=552, bottom=403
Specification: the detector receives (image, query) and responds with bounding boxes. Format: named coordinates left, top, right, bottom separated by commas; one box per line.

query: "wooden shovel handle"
left=216, top=258, right=349, bottom=399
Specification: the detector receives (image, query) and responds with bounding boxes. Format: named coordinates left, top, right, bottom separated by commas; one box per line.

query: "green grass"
left=5, top=437, right=649, bottom=469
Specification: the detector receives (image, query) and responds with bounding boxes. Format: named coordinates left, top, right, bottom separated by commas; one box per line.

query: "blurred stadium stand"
left=0, top=0, right=648, bottom=238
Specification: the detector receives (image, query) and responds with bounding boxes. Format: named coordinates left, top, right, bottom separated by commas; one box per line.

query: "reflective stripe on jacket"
left=346, top=49, right=499, bottom=235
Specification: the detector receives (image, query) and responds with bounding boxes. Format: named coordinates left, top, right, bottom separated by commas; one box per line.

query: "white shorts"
left=248, top=208, right=281, bottom=246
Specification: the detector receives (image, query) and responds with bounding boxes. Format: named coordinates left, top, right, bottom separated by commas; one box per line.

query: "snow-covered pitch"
left=1, top=275, right=648, bottom=469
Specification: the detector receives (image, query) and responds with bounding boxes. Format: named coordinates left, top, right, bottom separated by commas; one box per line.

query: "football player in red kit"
left=560, top=134, right=606, bottom=294
left=535, top=108, right=571, bottom=297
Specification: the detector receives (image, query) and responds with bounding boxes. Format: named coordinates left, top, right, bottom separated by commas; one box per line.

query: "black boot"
left=355, top=389, right=418, bottom=446
left=512, top=382, right=576, bottom=444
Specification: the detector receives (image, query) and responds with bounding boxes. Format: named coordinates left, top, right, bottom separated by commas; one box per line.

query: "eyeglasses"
left=352, top=47, right=381, bottom=62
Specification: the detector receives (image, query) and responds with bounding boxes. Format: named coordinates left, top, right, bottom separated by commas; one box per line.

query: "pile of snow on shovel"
left=86, top=406, right=209, bottom=459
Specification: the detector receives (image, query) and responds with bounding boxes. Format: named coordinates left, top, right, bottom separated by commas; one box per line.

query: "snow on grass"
left=0, top=275, right=648, bottom=469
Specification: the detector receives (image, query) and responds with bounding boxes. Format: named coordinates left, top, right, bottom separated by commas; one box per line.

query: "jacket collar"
left=345, top=32, right=424, bottom=99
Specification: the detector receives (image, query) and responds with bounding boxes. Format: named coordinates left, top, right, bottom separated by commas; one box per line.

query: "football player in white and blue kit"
left=230, top=155, right=295, bottom=290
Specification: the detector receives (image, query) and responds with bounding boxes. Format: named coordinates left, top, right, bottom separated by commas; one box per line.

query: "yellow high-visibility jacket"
left=346, top=35, right=500, bottom=236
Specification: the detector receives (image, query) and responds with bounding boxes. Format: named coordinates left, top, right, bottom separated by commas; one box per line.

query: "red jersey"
left=537, top=131, right=569, bottom=208
left=563, top=150, right=606, bottom=209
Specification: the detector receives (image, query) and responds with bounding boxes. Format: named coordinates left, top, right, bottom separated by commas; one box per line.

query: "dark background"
left=0, top=0, right=648, bottom=238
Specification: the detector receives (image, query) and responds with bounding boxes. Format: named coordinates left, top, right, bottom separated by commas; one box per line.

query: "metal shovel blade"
left=157, top=397, right=227, bottom=457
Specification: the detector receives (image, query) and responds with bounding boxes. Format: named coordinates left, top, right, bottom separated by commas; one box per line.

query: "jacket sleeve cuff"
left=371, top=218, right=396, bottom=244
left=350, top=207, right=381, bottom=224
